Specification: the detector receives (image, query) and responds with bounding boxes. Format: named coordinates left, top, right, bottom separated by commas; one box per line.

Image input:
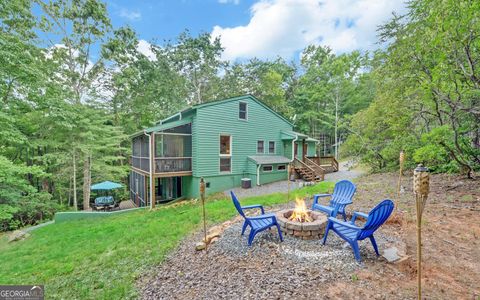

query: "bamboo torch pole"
left=397, top=150, right=405, bottom=202
left=413, top=164, right=430, bottom=300
left=200, top=177, right=207, bottom=253
left=287, top=163, right=291, bottom=202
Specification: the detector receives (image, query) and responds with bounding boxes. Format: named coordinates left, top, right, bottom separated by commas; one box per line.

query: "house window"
left=257, top=140, right=264, bottom=153
left=239, top=102, right=247, bottom=120
left=220, top=135, right=231, bottom=155
left=263, top=165, right=273, bottom=172
left=220, top=157, right=231, bottom=172
left=277, top=165, right=286, bottom=171
left=269, top=141, right=275, bottom=154
left=220, top=135, right=232, bottom=172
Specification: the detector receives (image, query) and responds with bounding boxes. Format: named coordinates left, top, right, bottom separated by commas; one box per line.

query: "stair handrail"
left=294, top=158, right=315, bottom=174
left=295, top=158, right=324, bottom=181
left=304, top=157, right=326, bottom=181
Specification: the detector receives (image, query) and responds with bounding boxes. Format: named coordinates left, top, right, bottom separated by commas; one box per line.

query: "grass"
left=0, top=182, right=333, bottom=299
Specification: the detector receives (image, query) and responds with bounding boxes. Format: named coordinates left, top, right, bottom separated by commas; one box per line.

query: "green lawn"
left=0, top=182, right=333, bottom=299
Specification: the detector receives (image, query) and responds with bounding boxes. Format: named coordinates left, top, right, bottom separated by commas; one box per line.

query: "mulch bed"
left=138, top=172, right=480, bottom=300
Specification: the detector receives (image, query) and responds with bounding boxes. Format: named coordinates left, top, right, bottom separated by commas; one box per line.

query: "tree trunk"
left=83, top=154, right=91, bottom=210
left=73, top=151, right=77, bottom=211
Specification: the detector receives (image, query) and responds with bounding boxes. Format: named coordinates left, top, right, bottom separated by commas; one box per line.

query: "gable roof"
left=158, top=94, right=293, bottom=127
left=131, top=95, right=293, bottom=138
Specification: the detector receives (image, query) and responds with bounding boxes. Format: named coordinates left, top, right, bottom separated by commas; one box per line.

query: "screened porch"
left=131, top=123, right=192, bottom=176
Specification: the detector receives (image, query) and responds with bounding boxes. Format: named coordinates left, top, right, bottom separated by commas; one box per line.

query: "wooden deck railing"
left=131, top=156, right=192, bottom=174
left=155, top=157, right=192, bottom=173
left=306, top=156, right=339, bottom=172
left=304, top=157, right=326, bottom=181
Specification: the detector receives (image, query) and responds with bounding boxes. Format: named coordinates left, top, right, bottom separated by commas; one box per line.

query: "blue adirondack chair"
left=322, top=199, right=394, bottom=262
left=230, top=191, right=283, bottom=246
left=312, top=180, right=356, bottom=221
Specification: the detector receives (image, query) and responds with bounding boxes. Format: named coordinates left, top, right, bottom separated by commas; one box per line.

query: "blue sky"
left=42, top=0, right=407, bottom=62
left=108, top=0, right=257, bottom=42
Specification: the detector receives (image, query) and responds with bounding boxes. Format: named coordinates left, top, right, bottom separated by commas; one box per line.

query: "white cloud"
left=137, top=39, right=156, bottom=61
left=119, top=8, right=142, bottom=21
left=211, top=0, right=406, bottom=61
left=218, top=0, right=240, bottom=4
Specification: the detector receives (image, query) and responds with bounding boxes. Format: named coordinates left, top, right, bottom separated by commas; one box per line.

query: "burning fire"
left=289, top=197, right=313, bottom=223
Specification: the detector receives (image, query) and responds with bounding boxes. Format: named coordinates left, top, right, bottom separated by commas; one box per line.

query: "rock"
left=8, top=230, right=30, bottom=243
left=382, top=247, right=401, bottom=263
left=210, top=237, right=219, bottom=244
left=195, top=241, right=206, bottom=251
left=207, top=225, right=222, bottom=237
left=204, top=234, right=219, bottom=244
left=286, top=222, right=302, bottom=231
left=203, top=226, right=223, bottom=244
left=394, top=255, right=411, bottom=264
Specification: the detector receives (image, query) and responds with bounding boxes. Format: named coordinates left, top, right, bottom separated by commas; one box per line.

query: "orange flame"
left=289, top=197, right=313, bottom=223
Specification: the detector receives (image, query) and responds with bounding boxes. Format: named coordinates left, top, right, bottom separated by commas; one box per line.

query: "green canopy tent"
left=91, top=181, right=123, bottom=211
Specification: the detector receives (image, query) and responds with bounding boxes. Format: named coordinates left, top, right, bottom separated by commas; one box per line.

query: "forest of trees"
left=1, top=0, right=478, bottom=231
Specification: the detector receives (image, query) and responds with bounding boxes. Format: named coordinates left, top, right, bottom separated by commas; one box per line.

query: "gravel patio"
left=139, top=200, right=402, bottom=300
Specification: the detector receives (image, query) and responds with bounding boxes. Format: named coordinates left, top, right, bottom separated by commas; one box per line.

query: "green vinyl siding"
left=283, top=141, right=293, bottom=160
left=307, top=141, right=317, bottom=156
left=295, top=141, right=303, bottom=160
left=259, top=163, right=288, bottom=185
left=194, top=96, right=292, bottom=177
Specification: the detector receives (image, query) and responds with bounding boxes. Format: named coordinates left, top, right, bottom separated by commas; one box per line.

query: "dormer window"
left=239, top=102, right=248, bottom=120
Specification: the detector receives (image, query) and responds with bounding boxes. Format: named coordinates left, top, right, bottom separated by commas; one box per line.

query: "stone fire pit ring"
left=276, top=209, right=328, bottom=240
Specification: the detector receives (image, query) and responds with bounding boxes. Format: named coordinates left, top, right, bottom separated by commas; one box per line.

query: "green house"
left=129, top=95, right=325, bottom=207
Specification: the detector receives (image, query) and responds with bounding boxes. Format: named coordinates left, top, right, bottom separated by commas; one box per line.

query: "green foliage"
left=0, top=205, right=20, bottom=231
left=0, top=155, right=58, bottom=230
left=345, top=0, right=480, bottom=175
left=0, top=183, right=333, bottom=299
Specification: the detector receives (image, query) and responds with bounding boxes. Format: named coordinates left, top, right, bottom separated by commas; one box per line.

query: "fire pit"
left=276, top=198, right=328, bottom=240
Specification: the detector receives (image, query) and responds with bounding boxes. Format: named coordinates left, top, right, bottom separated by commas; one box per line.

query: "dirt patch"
left=138, top=172, right=480, bottom=299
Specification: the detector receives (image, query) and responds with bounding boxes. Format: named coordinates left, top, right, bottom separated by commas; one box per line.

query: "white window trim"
left=238, top=101, right=248, bottom=121
left=257, top=140, right=265, bottom=154
left=219, top=157, right=232, bottom=173
left=268, top=141, right=276, bottom=154
left=277, top=165, right=286, bottom=171
left=219, top=134, right=232, bottom=157
left=219, top=134, right=232, bottom=173
left=262, top=165, right=273, bottom=172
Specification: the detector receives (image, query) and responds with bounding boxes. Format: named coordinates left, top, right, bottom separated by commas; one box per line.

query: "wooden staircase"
left=293, top=158, right=325, bottom=182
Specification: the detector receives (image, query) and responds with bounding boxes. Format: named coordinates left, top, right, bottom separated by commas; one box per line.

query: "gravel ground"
left=139, top=212, right=395, bottom=300
left=227, top=161, right=365, bottom=198
left=226, top=179, right=305, bottom=198
left=323, top=161, right=366, bottom=182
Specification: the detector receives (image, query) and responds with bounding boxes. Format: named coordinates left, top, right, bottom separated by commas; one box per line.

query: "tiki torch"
left=200, top=177, right=207, bottom=253
left=413, top=164, right=429, bottom=300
